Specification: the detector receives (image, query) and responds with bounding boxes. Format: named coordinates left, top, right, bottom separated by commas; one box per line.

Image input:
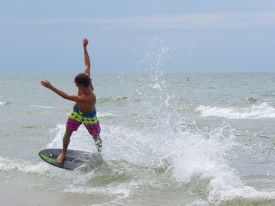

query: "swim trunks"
left=66, top=104, right=101, bottom=136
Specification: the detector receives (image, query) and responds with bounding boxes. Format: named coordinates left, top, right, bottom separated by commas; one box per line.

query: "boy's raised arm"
left=83, top=38, right=91, bottom=77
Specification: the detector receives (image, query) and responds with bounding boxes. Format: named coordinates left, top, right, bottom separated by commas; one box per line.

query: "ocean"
left=1, top=72, right=275, bottom=206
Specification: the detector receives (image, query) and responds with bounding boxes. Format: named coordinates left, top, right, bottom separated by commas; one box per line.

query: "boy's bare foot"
left=56, top=152, right=66, bottom=164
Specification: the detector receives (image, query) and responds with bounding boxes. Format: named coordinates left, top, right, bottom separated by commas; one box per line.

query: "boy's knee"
left=85, top=123, right=101, bottom=137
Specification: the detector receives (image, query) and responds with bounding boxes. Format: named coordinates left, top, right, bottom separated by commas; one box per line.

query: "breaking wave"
left=0, top=156, right=49, bottom=174
left=97, top=96, right=128, bottom=104
left=196, top=103, right=275, bottom=119
left=0, top=101, right=11, bottom=106
left=30, top=104, right=55, bottom=109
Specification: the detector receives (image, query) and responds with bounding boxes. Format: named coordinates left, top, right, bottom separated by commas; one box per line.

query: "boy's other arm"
left=40, top=80, right=89, bottom=103
left=83, top=38, right=91, bottom=77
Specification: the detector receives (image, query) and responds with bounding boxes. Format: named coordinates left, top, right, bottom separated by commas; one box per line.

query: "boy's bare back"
left=76, top=88, right=96, bottom=112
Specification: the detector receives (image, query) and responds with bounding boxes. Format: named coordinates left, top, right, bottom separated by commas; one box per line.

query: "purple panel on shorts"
left=85, top=122, right=101, bottom=136
left=66, top=118, right=81, bottom=132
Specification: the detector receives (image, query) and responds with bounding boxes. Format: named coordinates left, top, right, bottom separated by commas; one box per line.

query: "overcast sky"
left=0, top=0, right=275, bottom=74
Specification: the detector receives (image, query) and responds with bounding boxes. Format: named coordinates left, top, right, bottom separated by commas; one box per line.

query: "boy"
left=40, top=38, right=102, bottom=164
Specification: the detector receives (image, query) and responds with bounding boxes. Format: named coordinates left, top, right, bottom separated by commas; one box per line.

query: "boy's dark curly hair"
left=74, top=73, right=91, bottom=87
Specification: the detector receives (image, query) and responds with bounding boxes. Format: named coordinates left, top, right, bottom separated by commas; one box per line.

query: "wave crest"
left=98, top=96, right=128, bottom=104
left=0, top=156, right=49, bottom=174
left=0, top=101, right=11, bottom=106
left=196, top=103, right=275, bottom=119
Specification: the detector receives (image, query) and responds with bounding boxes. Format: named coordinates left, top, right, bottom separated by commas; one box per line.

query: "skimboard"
left=38, top=149, right=100, bottom=170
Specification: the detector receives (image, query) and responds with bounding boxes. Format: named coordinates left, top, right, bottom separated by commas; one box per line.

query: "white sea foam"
left=30, top=104, right=55, bottom=109
left=64, top=184, right=132, bottom=206
left=97, top=112, right=113, bottom=118
left=64, top=183, right=131, bottom=198
left=0, top=101, right=9, bottom=106
left=208, top=184, right=275, bottom=203
left=0, top=156, right=49, bottom=174
left=196, top=103, right=275, bottom=119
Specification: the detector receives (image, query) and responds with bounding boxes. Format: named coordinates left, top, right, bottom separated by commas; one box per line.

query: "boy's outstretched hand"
left=40, top=80, right=52, bottom=89
left=83, top=38, right=89, bottom=48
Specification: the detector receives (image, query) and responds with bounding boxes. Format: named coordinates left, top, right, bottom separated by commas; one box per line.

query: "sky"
left=0, top=0, right=275, bottom=74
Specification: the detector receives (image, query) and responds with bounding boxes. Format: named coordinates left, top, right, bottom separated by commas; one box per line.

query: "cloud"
left=1, top=11, right=275, bottom=30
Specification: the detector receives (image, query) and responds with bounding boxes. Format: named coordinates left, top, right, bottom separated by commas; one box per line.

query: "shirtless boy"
left=40, top=38, right=102, bottom=163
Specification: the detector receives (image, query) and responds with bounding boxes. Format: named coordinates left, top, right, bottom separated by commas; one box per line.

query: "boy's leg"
left=85, top=122, right=102, bottom=152
left=56, top=118, right=81, bottom=163
left=93, top=134, right=102, bottom=152
left=56, top=128, right=72, bottom=164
